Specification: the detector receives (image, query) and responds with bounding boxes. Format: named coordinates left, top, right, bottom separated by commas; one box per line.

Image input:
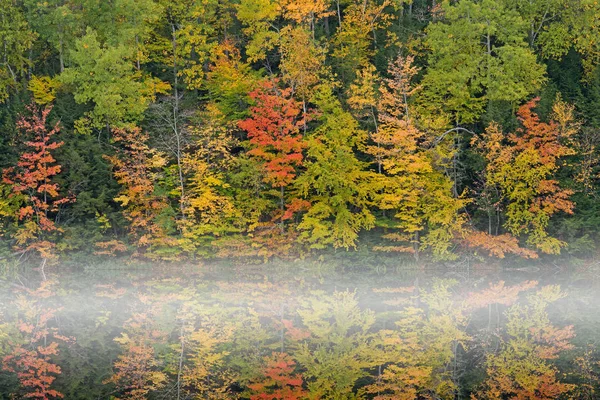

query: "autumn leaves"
left=0, top=0, right=595, bottom=261
left=0, top=275, right=585, bottom=399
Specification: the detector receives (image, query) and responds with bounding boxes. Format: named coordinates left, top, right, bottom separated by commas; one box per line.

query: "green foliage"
left=60, top=28, right=167, bottom=131
left=0, top=0, right=36, bottom=102
left=420, top=0, right=546, bottom=125
left=296, top=87, right=375, bottom=250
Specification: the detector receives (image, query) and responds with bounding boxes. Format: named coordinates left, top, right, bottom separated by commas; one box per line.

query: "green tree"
left=0, top=0, right=36, bottom=102
left=296, top=86, right=375, bottom=249
left=60, top=28, right=168, bottom=132
left=420, top=0, right=546, bottom=125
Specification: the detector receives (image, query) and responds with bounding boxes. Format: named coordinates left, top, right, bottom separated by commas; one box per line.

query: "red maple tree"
left=2, top=103, right=72, bottom=258
left=239, top=80, right=307, bottom=221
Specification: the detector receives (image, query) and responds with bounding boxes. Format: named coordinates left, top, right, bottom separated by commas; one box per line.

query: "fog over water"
left=0, top=259, right=599, bottom=399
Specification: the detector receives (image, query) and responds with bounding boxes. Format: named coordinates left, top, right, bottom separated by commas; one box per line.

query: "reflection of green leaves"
left=295, top=291, right=376, bottom=398
left=95, top=311, right=112, bottom=328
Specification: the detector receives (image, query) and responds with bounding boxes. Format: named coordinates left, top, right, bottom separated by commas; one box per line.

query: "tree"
left=294, top=291, right=376, bottom=398
left=60, top=28, right=169, bottom=132
left=295, top=86, right=375, bottom=249
left=331, top=0, right=392, bottom=85
left=205, top=39, right=260, bottom=123
left=22, top=0, right=81, bottom=73
left=2, top=103, right=72, bottom=259
left=178, top=109, right=239, bottom=256
left=236, top=0, right=280, bottom=63
left=474, top=97, right=577, bottom=254
left=368, top=54, right=468, bottom=260
left=248, top=352, right=308, bottom=400
left=239, top=80, right=305, bottom=224
left=2, top=280, right=71, bottom=399
left=105, top=310, right=167, bottom=400
left=0, top=0, right=36, bottom=102
left=105, top=126, right=177, bottom=259
left=473, top=285, right=575, bottom=399
left=420, top=0, right=546, bottom=125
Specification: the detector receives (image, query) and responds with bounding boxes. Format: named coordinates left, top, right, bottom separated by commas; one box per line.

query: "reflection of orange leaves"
left=2, top=343, right=64, bottom=399
left=18, top=322, right=34, bottom=334
left=95, top=284, right=126, bottom=299
left=531, top=325, right=575, bottom=359
left=362, top=364, right=433, bottom=400
left=466, top=280, right=538, bottom=309
left=373, top=286, right=415, bottom=294
left=282, top=319, right=310, bottom=341
left=248, top=352, right=307, bottom=400
left=382, top=298, right=411, bottom=307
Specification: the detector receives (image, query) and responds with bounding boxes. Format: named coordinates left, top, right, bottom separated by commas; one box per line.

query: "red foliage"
left=3, top=344, right=63, bottom=399
left=248, top=352, right=308, bottom=400
left=2, top=280, right=72, bottom=399
left=2, top=103, right=73, bottom=256
left=511, top=98, right=575, bottom=217
left=239, top=80, right=305, bottom=189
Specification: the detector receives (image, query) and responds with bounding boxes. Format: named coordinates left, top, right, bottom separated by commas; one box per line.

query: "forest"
left=1, top=0, right=600, bottom=263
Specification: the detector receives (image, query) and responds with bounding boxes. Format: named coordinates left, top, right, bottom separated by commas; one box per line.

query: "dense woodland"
left=2, top=0, right=600, bottom=262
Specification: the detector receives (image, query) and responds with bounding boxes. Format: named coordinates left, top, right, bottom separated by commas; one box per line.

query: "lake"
left=0, top=258, right=598, bottom=399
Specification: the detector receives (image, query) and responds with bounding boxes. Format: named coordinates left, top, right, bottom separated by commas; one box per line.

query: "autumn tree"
left=178, top=105, right=239, bottom=257
left=368, top=54, right=468, bottom=260
left=294, top=291, right=376, bottom=398
left=473, top=285, right=576, bottom=399
left=331, top=0, right=392, bottom=84
left=105, top=310, right=167, bottom=400
left=295, top=86, right=375, bottom=249
left=205, top=39, right=260, bottom=123
left=238, top=80, right=306, bottom=225
left=363, top=280, right=471, bottom=399
left=104, top=126, right=177, bottom=259
left=248, top=352, right=308, bottom=400
left=2, top=280, right=71, bottom=399
left=2, top=103, right=72, bottom=259
left=474, top=97, right=577, bottom=254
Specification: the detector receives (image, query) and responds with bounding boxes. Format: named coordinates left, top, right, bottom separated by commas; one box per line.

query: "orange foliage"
left=239, top=80, right=305, bottom=190
left=466, top=280, right=538, bottom=309
left=2, top=103, right=73, bottom=258
left=105, top=126, right=176, bottom=258
left=474, top=98, right=578, bottom=255
left=248, top=352, right=308, bottom=400
left=2, top=280, right=72, bottom=399
left=464, top=231, right=538, bottom=259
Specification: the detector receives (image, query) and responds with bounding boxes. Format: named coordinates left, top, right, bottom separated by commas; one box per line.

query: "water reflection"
left=0, top=262, right=598, bottom=399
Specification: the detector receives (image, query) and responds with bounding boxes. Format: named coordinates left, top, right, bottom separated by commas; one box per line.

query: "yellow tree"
left=368, top=54, right=468, bottom=260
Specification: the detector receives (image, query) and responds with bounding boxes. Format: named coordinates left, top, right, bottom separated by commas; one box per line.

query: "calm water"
left=0, top=258, right=599, bottom=399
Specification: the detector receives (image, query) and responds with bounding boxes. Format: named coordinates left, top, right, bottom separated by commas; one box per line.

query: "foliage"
left=474, top=98, right=577, bottom=254
left=0, top=0, right=599, bottom=260
left=1, top=103, right=72, bottom=259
